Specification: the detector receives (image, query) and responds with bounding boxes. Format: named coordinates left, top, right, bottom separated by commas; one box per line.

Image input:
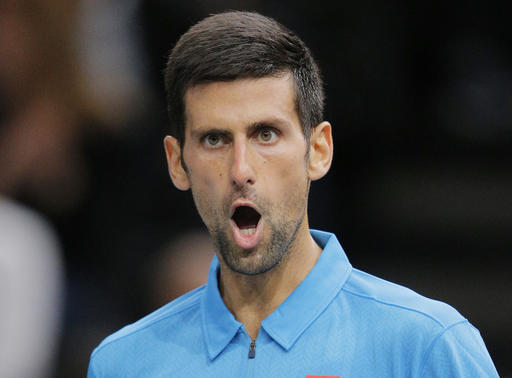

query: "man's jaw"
left=230, top=201, right=263, bottom=249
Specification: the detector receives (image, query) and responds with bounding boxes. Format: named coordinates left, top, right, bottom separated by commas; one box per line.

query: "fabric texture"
left=88, top=230, right=498, bottom=377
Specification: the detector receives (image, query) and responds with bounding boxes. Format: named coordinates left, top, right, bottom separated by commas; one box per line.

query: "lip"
left=230, top=199, right=261, bottom=218
left=230, top=200, right=263, bottom=249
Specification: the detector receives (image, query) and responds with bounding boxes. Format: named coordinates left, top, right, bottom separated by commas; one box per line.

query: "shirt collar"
left=201, top=254, right=243, bottom=360
left=201, top=229, right=352, bottom=359
left=261, top=230, right=352, bottom=350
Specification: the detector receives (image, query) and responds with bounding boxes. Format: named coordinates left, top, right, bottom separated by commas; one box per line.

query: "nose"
left=230, top=139, right=255, bottom=187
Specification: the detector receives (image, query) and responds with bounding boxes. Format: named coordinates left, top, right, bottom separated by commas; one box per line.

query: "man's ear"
left=164, top=136, right=190, bottom=190
left=308, top=121, right=333, bottom=181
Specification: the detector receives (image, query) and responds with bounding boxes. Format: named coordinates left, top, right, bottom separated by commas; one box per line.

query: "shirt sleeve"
left=419, top=320, right=499, bottom=377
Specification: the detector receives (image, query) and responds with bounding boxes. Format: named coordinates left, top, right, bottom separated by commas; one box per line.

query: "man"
left=88, top=11, right=498, bottom=377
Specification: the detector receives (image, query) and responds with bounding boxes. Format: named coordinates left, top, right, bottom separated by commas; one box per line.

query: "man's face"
left=178, top=75, right=312, bottom=275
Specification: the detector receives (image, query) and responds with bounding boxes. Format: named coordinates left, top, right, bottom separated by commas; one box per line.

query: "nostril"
left=231, top=164, right=255, bottom=185
left=232, top=176, right=254, bottom=186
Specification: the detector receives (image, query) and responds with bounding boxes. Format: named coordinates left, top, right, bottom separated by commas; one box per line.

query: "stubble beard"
left=194, top=182, right=309, bottom=276
left=213, top=212, right=304, bottom=275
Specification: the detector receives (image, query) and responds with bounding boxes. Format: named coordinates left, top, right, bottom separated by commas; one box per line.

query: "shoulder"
left=342, top=268, right=465, bottom=329
left=90, top=285, right=205, bottom=359
left=338, top=269, right=499, bottom=375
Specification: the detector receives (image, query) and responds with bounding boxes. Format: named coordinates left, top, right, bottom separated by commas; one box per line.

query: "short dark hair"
left=164, top=11, right=324, bottom=147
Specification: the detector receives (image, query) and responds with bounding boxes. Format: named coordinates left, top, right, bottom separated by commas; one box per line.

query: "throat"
left=220, top=223, right=322, bottom=329
left=218, top=263, right=288, bottom=330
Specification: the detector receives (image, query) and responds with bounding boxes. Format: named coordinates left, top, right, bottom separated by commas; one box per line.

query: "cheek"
left=260, top=151, right=308, bottom=196
left=187, top=153, right=226, bottom=187
left=188, top=157, right=231, bottom=220
left=266, top=141, right=308, bottom=174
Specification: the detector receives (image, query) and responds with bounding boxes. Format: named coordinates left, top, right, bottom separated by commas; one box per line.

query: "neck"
left=217, top=220, right=322, bottom=340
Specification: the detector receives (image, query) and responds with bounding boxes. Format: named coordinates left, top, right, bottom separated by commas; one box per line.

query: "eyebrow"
left=247, top=119, right=290, bottom=133
left=190, top=117, right=293, bottom=139
left=189, top=128, right=228, bottom=140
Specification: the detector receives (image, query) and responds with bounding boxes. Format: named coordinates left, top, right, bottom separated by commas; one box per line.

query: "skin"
left=164, top=74, right=333, bottom=340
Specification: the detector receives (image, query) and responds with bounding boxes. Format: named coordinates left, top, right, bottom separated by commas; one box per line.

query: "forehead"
left=183, top=75, right=300, bottom=132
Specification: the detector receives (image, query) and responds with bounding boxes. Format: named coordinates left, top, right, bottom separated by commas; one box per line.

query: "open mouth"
left=231, top=206, right=261, bottom=236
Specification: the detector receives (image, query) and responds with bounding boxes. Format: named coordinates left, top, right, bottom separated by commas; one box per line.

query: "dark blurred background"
left=0, top=0, right=510, bottom=376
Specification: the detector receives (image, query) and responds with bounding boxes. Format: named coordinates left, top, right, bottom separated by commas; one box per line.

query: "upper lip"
left=230, top=199, right=260, bottom=218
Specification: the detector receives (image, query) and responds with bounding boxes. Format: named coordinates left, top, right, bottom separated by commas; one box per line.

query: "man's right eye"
left=203, top=133, right=224, bottom=147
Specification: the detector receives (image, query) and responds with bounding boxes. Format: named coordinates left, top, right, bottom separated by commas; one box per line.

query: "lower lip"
left=230, top=218, right=263, bottom=249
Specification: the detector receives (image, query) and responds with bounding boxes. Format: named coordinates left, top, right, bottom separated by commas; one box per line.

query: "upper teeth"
left=240, top=227, right=256, bottom=236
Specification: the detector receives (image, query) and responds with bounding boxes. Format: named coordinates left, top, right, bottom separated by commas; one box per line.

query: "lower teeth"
left=240, top=227, right=256, bottom=236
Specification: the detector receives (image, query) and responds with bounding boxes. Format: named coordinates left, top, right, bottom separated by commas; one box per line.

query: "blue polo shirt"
left=88, top=230, right=498, bottom=377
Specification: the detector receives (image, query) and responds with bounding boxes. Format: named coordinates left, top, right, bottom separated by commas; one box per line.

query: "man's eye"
left=258, top=128, right=277, bottom=143
left=204, top=134, right=223, bottom=147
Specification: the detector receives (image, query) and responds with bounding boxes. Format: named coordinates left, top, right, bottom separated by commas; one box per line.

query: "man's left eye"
left=257, top=128, right=277, bottom=143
